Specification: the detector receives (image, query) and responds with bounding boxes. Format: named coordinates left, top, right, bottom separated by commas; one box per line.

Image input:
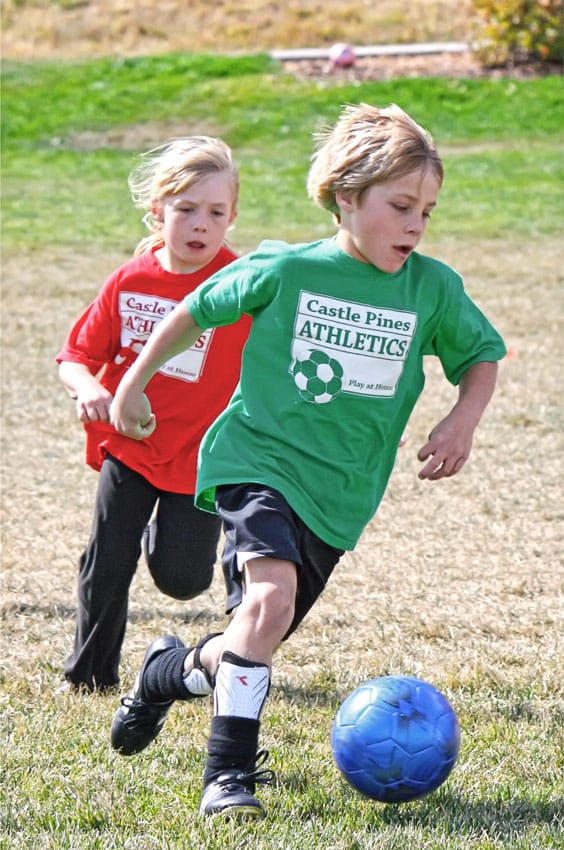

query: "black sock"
left=203, top=715, right=260, bottom=786
left=141, top=647, right=192, bottom=703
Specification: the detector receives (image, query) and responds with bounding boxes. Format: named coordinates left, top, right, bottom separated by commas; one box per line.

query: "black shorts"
left=217, top=483, right=345, bottom=639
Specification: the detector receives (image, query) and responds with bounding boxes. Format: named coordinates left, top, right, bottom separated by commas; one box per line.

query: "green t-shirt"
left=185, top=238, right=506, bottom=550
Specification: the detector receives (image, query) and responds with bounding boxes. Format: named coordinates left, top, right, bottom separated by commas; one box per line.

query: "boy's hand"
left=75, top=384, right=113, bottom=423
left=110, top=390, right=156, bottom=440
left=417, top=411, right=473, bottom=481
left=417, top=361, right=498, bottom=481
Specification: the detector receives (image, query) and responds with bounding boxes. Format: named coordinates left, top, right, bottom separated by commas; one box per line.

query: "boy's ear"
left=151, top=200, right=163, bottom=222
left=335, top=190, right=355, bottom=213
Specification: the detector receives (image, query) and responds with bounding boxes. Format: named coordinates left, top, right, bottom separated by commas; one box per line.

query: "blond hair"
left=129, top=136, right=239, bottom=256
left=307, top=103, right=443, bottom=220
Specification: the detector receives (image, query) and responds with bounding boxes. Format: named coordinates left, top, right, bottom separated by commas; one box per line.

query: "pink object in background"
left=328, top=43, right=356, bottom=68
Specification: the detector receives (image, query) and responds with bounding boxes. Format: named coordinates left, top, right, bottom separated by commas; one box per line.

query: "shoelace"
left=119, top=694, right=167, bottom=726
left=218, top=749, right=275, bottom=790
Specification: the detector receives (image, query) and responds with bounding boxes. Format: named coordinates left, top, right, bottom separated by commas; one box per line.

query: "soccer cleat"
left=110, top=635, right=185, bottom=755
left=199, top=750, right=274, bottom=819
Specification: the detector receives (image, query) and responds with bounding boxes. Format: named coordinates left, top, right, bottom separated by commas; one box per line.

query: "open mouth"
left=187, top=241, right=205, bottom=250
left=394, top=244, right=412, bottom=257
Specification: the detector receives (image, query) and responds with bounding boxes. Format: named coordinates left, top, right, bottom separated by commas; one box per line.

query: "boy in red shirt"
left=56, top=136, right=250, bottom=693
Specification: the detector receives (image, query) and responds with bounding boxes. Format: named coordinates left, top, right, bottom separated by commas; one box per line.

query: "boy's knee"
left=245, top=582, right=295, bottom=635
left=152, top=567, right=213, bottom=600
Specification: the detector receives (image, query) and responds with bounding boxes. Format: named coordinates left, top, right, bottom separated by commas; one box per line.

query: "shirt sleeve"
left=185, top=242, right=283, bottom=329
left=55, top=276, right=119, bottom=373
left=425, top=274, right=507, bottom=386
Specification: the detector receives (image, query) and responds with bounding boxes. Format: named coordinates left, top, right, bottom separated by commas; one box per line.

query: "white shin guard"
left=214, top=657, right=270, bottom=720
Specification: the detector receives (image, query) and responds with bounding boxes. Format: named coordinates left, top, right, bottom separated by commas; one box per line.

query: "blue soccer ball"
left=331, top=675, right=460, bottom=803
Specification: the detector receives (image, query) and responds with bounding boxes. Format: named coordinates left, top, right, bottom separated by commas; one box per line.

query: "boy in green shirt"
left=108, top=103, right=506, bottom=819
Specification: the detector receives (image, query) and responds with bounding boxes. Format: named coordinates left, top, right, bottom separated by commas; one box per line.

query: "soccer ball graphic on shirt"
left=331, top=676, right=460, bottom=804
left=290, top=348, right=344, bottom=403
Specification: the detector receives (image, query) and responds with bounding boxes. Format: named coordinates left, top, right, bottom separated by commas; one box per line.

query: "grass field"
left=1, top=22, right=563, bottom=850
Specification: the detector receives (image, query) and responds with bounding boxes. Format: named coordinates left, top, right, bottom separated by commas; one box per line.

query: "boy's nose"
left=193, top=213, right=208, bottom=231
left=406, top=214, right=425, bottom=235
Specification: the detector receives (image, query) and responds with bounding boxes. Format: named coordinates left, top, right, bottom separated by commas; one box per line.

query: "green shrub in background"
left=473, top=0, right=563, bottom=66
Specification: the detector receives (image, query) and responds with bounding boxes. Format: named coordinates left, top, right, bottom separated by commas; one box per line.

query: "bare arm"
left=417, top=360, right=498, bottom=481
left=59, top=361, right=113, bottom=422
left=110, top=301, right=204, bottom=440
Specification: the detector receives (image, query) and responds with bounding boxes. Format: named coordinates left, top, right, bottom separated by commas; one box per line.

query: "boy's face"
left=154, top=171, right=237, bottom=274
left=335, top=167, right=440, bottom=273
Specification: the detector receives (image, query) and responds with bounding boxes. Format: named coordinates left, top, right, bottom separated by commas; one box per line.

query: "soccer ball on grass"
left=331, top=675, right=460, bottom=803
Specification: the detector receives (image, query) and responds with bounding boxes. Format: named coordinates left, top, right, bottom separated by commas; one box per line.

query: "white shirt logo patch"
left=291, top=291, right=416, bottom=399
left=119, top=292, right=214, bottom=383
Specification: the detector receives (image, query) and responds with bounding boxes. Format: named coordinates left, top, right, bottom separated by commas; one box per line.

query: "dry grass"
left=1, top=0, right=478, bottom=60
left=1, top=235, right=562, bottom=702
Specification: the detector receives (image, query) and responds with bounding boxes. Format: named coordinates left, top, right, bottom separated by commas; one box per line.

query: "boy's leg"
left=144, top=492, right=222, bottom=599
left=110, top=630, right=223, bottom=754
left=195, top=484, right=306, bottom=818
left=219, top=484, right=344, bottom=640
left=199, top=555, right=297, bottom=818
left=63, top=455, right=156, bottom=691
left=110, top=483, right=342, bottom=816
left=110, top=555, right=295, bottom=816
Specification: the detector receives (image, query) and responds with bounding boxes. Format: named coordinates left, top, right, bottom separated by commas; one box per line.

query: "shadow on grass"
left=0, top=601, right=221, bottom=629
left=278, top=776, right=563, bottom=836
left=381, top=790, right=563, bottom=835
left=271, top=680, right=340, bottom=708
left=0, top=601, right=76, bottom=619
left=128, top=606, right=219, bottom=627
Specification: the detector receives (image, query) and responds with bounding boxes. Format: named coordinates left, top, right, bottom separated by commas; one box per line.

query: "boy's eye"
left=391, top=203, right=408, bottom=212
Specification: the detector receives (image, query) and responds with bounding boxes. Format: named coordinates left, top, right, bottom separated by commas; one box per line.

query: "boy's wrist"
left=450, top=398, right=483, bottom=430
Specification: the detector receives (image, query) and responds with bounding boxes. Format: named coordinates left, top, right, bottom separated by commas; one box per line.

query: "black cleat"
left=199, top=750, right=274, bottom=819
left=110, top=635, right=184, bottom=755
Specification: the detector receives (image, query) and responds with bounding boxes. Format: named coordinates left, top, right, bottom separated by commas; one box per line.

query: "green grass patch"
left=1, top=686, right=562, bottom=849
left=3, top=55, right=561, bottom=146
left=2, top=54, right=563, bottom=252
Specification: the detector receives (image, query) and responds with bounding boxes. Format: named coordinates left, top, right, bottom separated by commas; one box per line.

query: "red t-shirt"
left=56, top=246, right=251, bottom=493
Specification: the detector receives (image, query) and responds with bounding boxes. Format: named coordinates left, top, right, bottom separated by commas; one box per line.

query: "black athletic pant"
left=64, top=454, right=221, bottom=691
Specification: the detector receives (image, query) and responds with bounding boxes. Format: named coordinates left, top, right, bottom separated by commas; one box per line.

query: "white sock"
left=183, top=665, right=213, bottom=697
left=214, top=659, right=270, bottom=720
